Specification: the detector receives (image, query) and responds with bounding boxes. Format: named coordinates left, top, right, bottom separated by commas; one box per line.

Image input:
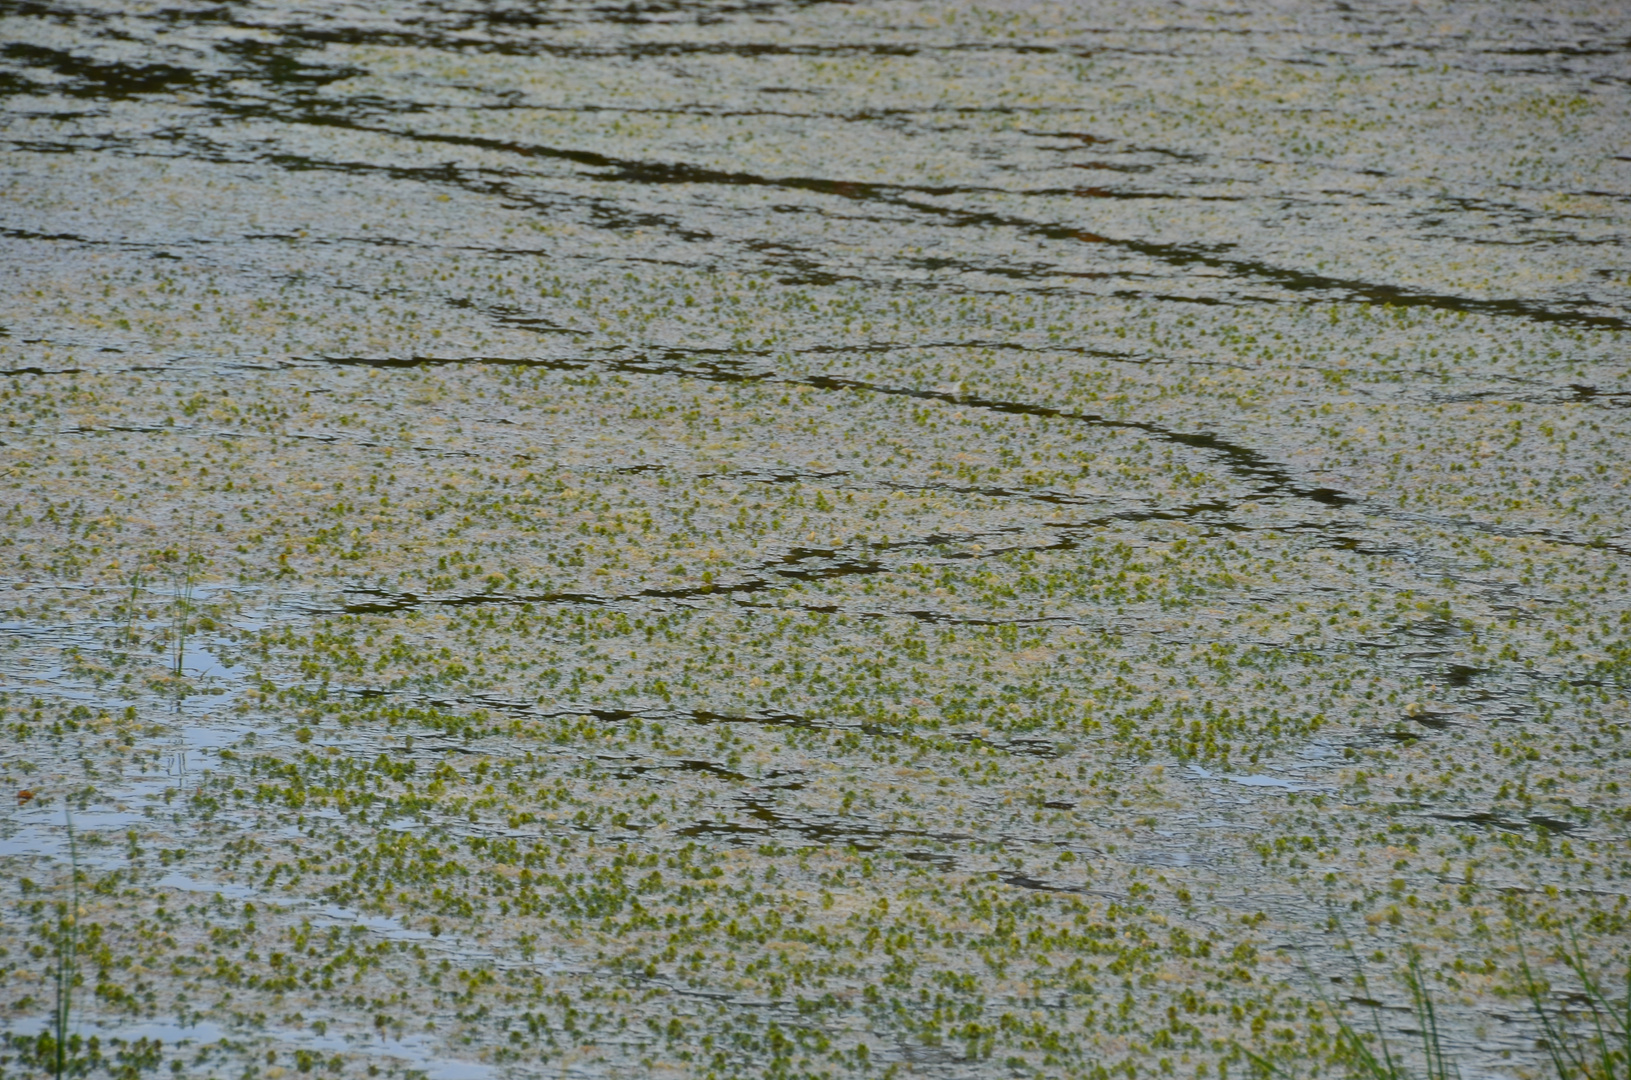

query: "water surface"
left=1, top=1, right=1628, bottom=1077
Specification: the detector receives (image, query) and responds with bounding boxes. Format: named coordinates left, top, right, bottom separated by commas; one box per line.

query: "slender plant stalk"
left=53, top=803, right=79, bottom=1080
left=172, top=518, right=198, bottom=678
left=171, top=573, right=188, bottom=677
left=121, top=568, right=142, bottom=649
left=1401, top=950, right=1460, bottom=1080
left=171, top=569, right=190, bottom=678
left=1242, top=946, right=1457, bottom=1080
left=1518, top=930, right=1630, bottom=1080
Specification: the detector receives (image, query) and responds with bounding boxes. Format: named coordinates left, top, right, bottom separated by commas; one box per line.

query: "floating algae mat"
left=1, top=1, right=1628, bottom=1077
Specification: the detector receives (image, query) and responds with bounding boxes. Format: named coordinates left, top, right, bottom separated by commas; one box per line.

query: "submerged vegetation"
left=0, top=0, right=1628, bottom=1078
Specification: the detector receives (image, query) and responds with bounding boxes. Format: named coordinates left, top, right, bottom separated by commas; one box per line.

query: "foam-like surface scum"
left=1, top=2, right=1628, bottom=1078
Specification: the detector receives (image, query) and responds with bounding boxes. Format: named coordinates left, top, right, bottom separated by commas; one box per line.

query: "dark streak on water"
left=3, top=9, right=1626, bottom=329
left=310, top=345, right=1349, bottom=510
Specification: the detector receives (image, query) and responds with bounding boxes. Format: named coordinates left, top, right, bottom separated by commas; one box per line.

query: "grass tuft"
left=1519, top=931, right=1630, bottom=1080
left=1245, top=947, right=1458, bottom=1080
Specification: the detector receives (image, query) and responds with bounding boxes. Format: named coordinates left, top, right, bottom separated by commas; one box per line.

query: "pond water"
left=1, top=1, right=1627, bottom=1078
